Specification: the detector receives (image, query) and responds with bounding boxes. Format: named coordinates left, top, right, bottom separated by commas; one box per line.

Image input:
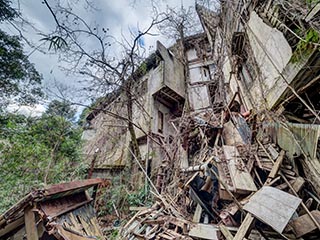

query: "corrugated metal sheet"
left=264, top=122, right=320, bottom=160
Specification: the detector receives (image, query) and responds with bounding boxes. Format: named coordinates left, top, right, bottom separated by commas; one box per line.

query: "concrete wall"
left=153, top=41, right=185, bottom=97
left=245, top=11, right=292, bottom=109
left=82, top=95, right=130, bottom=168
left=187, top=49, right=212, bottom=111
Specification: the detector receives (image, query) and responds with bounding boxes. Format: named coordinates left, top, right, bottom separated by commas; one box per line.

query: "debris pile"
left=0, top=179, right=107, bottom=239
left=120, top=104, right=320, bottom=239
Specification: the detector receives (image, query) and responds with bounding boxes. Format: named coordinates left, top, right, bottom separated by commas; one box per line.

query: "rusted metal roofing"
left=0, top=178, right=107, bottom=239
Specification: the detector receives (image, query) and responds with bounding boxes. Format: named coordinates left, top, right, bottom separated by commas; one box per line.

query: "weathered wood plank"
left=291, top=176, right=305, bottom=193
left=189, top=223, right=219, bottom=240
left=24, top=207, right=38, bottom=240
left=193, top=204, right=202, bottom=223
left=219, top=224, right=234, bottom=240
left=234, top=213, right=255, bottom=240
left=223, top=145, right=257, bottom=193
left=266, top=150, right=285, bottom=184
left=291, top=210, right=320, bottom=237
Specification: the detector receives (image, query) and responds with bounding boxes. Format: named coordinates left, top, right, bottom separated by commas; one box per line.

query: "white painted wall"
left=188, top=55, right=212, bottom=111
left=246, top=11, right=292, bottom=109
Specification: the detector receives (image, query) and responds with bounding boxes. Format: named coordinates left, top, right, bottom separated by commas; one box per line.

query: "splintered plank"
left=189, top=223, right=219, bottom=240
left=219, top=225, right=234, bottom=240
left=291, top=177, right=305, bottom=193
left=291, top=210, right=320, bottom=237
left=223, top=145, right=257, bottom=194
left=193, top=204, right=202, bottom=223
left=266, top=150, right=285, bottom=184
left=244, top=186, right=302, bottom=233
left=24, top=207, right=38, bottom=240
left=234, top=213, right=255, bottom=240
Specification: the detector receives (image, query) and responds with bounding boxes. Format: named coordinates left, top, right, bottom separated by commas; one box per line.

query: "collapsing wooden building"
left=0, top=179, right=106, bottom=240
left=120, top=1, right=320, bottom=239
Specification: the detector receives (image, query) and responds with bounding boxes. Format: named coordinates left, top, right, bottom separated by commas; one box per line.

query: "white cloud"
left=4, top=0, right=198, bottom=107
left=7, top=104, right=47, bottom=117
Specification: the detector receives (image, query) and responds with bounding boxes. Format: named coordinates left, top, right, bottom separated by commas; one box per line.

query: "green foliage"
left=0, top=30, right=44, bottom=107
left=306, top=0, right=320, bottom=8
left=109, top=229, right=119, bottom=240
left=0, top=0, right=44, bottom=108
left=78, top=106, right=92, bottom=126
left=0, top=0, right=17, bottom=22
left=138, top=62, right=148, bottom=75
left=0, top=111, right=86, bottom=213
left=46, top=99, right=76, bottom=121
left=126, top=187, right=149, bottom=206
left=96, top=176, right=152, bottom=221
left=291, top=28, right=320, bottom=63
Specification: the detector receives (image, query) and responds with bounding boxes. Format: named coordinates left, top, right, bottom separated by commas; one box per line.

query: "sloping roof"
left=196, top=4, right=220, bottom=42
left=0, top=178, right=103, bottom=231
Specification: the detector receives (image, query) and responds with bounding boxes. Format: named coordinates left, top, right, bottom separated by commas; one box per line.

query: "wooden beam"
left=193, top=204, right=202, bottom=223
left=24, top=207, right=38, bottom=240
left=219, top=225, right=234, bottom=240
left=291, top=210, right=320, bottom=237
left=223, top=145, right=257, bottom=193
left=305, top=3, right=320, bottom=22
left=266, top=150, right=285, bottom=184
left=189, top=223, right=220, bottom=240
left=234, top=213, right=255, bottom=240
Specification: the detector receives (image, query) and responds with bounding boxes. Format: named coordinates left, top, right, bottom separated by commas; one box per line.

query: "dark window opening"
left=202, top=66, right=210, bottom=79
left=283, top=79, right=320, bottom=124
left=158, top=111, right=164, bottom=133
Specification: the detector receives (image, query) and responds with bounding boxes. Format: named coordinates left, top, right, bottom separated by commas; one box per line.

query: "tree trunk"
left=126, top=82, right=142, bottom=163
left=178, top=24, right=190, bottom=112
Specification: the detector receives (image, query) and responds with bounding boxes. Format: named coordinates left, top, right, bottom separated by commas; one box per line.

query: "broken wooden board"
left=223, top=145, right=257, bottom=194
left=243, top=186, right=302, bottom=233
left=266, top=150, right=285, bottom=184
left=291, top=210, right=320, bottom=237
left=267, top=144, right=279, bottom=160
left=291, top=176, right=305, bottom=193
left=222, top=121, right=245, bottom=145
left=234, top=213, right=255, bottom=240
left=24, top=207, right=39, bottom=240
left=193, top=204, right=202, bottom=223
left=129, top=206, right=149, bottom=211
left=217, top=160, right=235, bottom=200
left=189, top=223, right=220, bottom=240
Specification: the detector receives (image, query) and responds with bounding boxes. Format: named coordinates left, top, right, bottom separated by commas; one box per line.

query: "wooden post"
left=266, top=150, right=285, bottom=184
left=24, top=207, right=38, bottom=240
left=219, top=225, right=234, bottom=240
left=234, top=213, right=255, bottom=240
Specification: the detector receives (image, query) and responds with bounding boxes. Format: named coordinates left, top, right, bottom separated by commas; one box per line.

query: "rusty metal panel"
left=44, top=178, right=103, bottom=197
left=40, top=192, right=89, bottom=217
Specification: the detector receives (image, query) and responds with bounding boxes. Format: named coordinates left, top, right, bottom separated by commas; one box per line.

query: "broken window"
left=158, top=111, right=164, bottom=133
left=202, top=66, right=210, bottom=79
left=283, top=79, right=320, bottom=124
left=240, top=35, right=259, bottom=87
left=231, top=32, right=245, bottom=56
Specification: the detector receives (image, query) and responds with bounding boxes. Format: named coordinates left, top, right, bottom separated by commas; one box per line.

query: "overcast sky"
left=5, top=0, right=202, bottom=116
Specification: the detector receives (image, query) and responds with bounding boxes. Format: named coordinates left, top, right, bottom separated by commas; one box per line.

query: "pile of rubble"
left=119, top=105, right=320, bottom=239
